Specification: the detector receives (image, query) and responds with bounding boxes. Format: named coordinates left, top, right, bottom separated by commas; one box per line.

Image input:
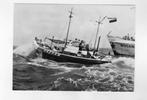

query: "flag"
left=108, top=17, right=117, bottom=23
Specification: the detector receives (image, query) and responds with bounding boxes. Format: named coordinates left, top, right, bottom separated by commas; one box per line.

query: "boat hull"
left=108, top=36, right=135, bottom=57
left=37, top=47, right=110, bottom=65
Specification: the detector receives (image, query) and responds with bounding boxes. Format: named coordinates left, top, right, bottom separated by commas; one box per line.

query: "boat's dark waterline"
left=38, top=47, right=111, bottom=65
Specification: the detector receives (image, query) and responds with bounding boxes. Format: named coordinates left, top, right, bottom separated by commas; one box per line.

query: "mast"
left=93, top=16, right=117, bottom=53
left=96, top=36, right=101, bottom=51
left=93, top=16, right=107, bottom=52
left=93, top=18, right=101, bottom=51
left=64, top=8, right=73, bottom=49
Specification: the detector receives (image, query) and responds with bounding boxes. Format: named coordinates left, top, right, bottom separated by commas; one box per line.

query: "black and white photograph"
left=13, top=3, right=135, bottom=91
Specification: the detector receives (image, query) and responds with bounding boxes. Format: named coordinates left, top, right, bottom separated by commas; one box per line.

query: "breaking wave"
left=13, top=43, right=37, bottom=57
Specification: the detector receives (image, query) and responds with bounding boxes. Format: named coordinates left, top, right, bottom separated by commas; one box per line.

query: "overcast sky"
left=14, top=4, right=135, bottom=48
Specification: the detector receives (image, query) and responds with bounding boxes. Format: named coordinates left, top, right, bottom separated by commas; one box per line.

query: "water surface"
left=13, top=53, right=134, bottom=91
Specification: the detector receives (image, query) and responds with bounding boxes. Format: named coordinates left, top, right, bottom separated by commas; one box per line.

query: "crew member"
left=86, top=44, right=91, bottom=58
left=78, top=40, right=84, bottom=54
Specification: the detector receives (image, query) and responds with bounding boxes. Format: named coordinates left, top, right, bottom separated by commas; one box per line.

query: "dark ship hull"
left=34, top=40, right=111, bottom=65
left=38, top=47, right=110, bottom=65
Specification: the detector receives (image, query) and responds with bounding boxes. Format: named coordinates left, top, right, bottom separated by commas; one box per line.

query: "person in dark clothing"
left=86, top=44, right=91, bottom=58
left=86, top=44, right=89, bottom=51
left=78, top=40, right=84, bottom=54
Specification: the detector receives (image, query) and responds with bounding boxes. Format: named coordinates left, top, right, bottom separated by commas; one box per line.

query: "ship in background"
left=107, top=33, right=135, bottom=57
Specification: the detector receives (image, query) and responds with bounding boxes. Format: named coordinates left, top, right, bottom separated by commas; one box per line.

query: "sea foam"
left=13, top=43, right=37, bottom=57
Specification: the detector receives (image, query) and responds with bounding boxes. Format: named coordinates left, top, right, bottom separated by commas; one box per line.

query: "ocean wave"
left=13, top=49, right=134, bottom=91
left=13, top=43, right=37, bottom=58
left=112, top=57, right=135, bottom=68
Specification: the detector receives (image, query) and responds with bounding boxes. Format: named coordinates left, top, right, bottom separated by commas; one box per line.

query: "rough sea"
left=13, top=44, right=134, bottom=91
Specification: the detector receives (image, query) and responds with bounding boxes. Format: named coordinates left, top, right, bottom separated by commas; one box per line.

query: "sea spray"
left=112, top=57, right=135, bottom=68
left=13, top=43, right=37, bottom=57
